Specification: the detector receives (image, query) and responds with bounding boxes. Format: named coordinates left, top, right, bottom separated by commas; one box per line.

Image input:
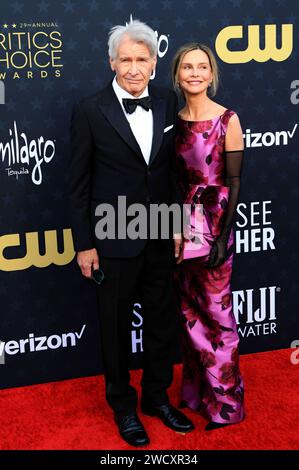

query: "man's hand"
left=77, top=248, right=99, bottom=278
left=174, top=233, right=184, bottom=264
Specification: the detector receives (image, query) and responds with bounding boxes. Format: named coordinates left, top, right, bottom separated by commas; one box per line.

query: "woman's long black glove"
left=206, top=149, right=244, bottom=268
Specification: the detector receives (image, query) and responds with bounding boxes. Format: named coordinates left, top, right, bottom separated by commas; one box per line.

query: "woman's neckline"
left=178, top=109, right=229, bottom=123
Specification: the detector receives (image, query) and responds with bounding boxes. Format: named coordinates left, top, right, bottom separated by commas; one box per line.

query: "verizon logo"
left=0, top=325, right=86, bottom=364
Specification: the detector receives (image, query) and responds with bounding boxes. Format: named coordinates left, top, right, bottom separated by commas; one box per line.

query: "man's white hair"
left=108, top=19, right=158, bottom=59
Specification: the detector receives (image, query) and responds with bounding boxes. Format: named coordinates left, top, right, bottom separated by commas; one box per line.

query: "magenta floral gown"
left=174, top=110, right=245, bottom=424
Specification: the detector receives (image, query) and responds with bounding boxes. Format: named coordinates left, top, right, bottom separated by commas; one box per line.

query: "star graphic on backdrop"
left=78, top=18, right=88, bottom=31
left=0, top=285, right=7, bottom=295
left=277, top=103, right=286, bottom=113
left=287, top=13, right=297, bottom=23
left=79, top=57, right=91, bottom=70
left=255, top=104, right=265, bottom=115
left=27, top=193, right=39, bottom=203
left=277, top=68, right=287, bottom=79
left=209, top=0, right=220, bottom=7
left=45, top=117, right=55, bottom=129
left=67, top=77, right=80, bottom=89
left=137, top=0, right=149, bottom=10
left=269, top=190, right=278, bottom=198
left=254, top=69, right=264, bottom=80
left=66, top=38, right=77, bottom=51
left=92, top=77, right=103, bottom=88
left=232, top=70, right=242, bottom=80
left=16, top=81, right=29, bottom=92
left=222, top=90, right=232, bottom=100
left=53, top=190, right=64, bottom=201
left=186, top=0, right=195, bottom=7
left=244, top=86, right=254, bottom=98
left=197, top=18, right=208, bottom=28
left=11, top=1, right=24, bottom=13
left=43, top=81, right=55, bottom=91
left=88, top=0, right=100, bottom=11
left=2, top=194, right=15, bottom=206
left=220, top=16, right=231, bottom=27
left=174, top=18, right=185, bottom=28
left=90, top=37, right=102, bottom=50
left=37, top=0, right=49, bottom=13
left=11, top=300, right=24, bottom=312
left=230, top=0, right=242, bottom=7
left=20, top=117, right=32, bottom=129
left=7, top=100, right=17, bottom=112
left=162, top=0, right=172, bottom=9
left=151, top=18, right=161, bottom=28
left=41, top=209, right=52, bottom=219
left=290, top=154, right=299, bottom=164
left=266, top=86, right=275, bottom=97
left=279, top=172, right=288, bottom=182
left=17, top=211, right=28, bottom=223
left=113, top=0, right=125, bottom=11
left=57, top=96, right=68, bottom=109
left=101, top=18, right=113, bottom=30
left=63, top=0, right=76, bottom=13
left=32, top=97, right=42, bottom=110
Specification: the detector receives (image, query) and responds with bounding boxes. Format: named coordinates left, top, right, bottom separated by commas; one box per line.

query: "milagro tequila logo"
left=0, top=121, right=56, bottom=185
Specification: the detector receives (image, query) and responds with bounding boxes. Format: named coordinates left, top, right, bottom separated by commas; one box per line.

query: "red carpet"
left=0, top=348, right=298, bottom=450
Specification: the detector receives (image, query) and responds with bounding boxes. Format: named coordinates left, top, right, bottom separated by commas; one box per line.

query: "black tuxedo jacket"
left=69, top=81, right=181, bottom=258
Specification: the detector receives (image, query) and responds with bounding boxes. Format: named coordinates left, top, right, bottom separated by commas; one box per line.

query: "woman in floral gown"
left=172, top=43, right=245, bottom=430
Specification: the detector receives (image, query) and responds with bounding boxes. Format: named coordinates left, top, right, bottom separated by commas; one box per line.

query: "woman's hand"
left=206, top=237, right=227, bottom=268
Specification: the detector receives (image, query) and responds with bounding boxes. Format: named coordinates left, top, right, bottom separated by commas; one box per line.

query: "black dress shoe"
left=114, top=412, right=150, bottom=447
left=141, top=403, right=194, bottom=433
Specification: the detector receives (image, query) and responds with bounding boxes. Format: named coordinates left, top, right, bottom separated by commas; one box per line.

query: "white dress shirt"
left=112, top=76, right=153, bottom=165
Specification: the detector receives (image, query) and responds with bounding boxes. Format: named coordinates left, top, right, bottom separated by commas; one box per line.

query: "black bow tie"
left=122, top=96, right=152, bottom=114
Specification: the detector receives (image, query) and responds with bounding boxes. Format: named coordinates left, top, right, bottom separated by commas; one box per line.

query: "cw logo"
left=0, top=229, right=75, bottom=271
left=215, top=24, right=293, bottom=63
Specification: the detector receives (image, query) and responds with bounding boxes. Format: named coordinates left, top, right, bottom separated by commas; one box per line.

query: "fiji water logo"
left=0, top=120, right=55, bottom=185
left=233, top=286, right=279, bottom=338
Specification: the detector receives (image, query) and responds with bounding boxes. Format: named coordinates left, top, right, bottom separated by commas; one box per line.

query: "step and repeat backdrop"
left=0, top=0, right=298, bottom=388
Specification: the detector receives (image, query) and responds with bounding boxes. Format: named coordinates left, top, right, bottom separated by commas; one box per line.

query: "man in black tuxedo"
left=70, top=20, right=194, bottom=446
